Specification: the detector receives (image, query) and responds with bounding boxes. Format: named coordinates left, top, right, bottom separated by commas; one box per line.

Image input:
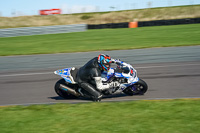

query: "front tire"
left=123, top=79, right=148, bottom=96
left=54, top=79, right=78, bottom=99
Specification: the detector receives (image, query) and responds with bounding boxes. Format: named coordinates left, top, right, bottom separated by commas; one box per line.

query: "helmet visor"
left=103, top=59, right=111, bottom=69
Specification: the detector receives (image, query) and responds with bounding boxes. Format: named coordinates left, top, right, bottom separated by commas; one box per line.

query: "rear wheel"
left=123, top=79, right=148, bottom=96
left=54, top=79, right=78, bottom=99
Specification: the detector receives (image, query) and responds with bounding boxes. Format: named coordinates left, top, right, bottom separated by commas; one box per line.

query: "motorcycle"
left=54, top=60, right=148, bottom=101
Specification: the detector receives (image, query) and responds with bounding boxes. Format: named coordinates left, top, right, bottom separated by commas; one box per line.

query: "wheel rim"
left=132, top=83, right=145, bottom=94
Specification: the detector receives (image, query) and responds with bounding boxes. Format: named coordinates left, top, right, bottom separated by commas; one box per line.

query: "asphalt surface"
left=0, top=46, right=200, bottom=106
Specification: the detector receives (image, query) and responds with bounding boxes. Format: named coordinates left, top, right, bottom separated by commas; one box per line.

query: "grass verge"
left=0, top=24, right=200, bottom=56
left=0, top=99, right=200, bottom=133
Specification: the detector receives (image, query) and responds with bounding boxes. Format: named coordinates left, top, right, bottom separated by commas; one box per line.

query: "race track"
left=0, top=46, right=200, bottom=106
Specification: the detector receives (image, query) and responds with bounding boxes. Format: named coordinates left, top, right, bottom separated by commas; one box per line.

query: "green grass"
left=0, top=24, right=200, bottom=56
left=0, top=99, right=200, bottom=133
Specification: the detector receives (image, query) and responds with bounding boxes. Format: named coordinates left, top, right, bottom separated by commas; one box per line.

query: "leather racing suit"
left=76, top=57, right=112, bottom=100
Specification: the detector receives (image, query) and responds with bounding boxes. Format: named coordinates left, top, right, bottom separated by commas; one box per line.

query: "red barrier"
left=40, top=9, right=61, bottom=15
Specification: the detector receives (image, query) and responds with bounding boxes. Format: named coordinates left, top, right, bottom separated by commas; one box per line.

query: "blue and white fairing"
left=54, top=67, right=76, bottom=84
left=101, top=61, right=139, bottom=87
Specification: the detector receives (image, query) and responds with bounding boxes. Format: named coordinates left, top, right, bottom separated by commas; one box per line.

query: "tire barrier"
left=87, top=22, right=129, bottom=29
left=88, top=18, right=200, bottom=29
left=138, top=18, right=200, bottom=27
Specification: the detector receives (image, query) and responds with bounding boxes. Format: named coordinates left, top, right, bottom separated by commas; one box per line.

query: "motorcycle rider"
left=76, top=54, right=119, bottom=102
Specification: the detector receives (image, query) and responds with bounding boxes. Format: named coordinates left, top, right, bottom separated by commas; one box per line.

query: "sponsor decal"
left=115, top=73, right=123, bottom=77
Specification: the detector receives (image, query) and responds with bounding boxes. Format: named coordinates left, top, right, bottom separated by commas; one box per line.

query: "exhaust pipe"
left=60, top=84, right=80, bottom=97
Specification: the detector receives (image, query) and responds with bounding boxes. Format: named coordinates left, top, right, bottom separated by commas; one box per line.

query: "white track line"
left=0, top=72, right=53, bottom=77
left=134, top=63, right=200, bottom=69
left=0, top=63, right=199, bottom=78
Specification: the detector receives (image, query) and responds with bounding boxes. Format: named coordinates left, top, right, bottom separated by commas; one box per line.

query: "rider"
left=76, top=54, right=119, bottom=101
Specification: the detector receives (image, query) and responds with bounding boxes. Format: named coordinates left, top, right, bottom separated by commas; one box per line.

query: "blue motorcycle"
left=54, top=61, right=148, bottom=100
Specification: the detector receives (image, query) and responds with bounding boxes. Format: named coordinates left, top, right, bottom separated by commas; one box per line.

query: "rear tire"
left=123, top=79, right=148, bottom=96
left=54, top=79, right=78, bottom=99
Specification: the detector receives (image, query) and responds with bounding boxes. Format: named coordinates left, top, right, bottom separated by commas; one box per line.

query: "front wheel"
left=123, top=79, right=148, bottom=96
left=54, top=79, right=78, bottom=99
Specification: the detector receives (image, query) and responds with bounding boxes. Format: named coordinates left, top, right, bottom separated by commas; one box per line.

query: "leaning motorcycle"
left=54, top=60, right=148, bottom=101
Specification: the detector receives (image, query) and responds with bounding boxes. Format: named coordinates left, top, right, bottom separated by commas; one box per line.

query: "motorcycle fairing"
left=54, top=68, right=74, bottom=84
left=106, top=68, right=139, bottom=84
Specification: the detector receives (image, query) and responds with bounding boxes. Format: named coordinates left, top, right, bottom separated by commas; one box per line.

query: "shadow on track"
left=48, top=93, right=135, bottom=102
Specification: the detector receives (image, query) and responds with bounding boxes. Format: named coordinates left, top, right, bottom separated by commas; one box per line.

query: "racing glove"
left=111, top=58, right=122, bottom=67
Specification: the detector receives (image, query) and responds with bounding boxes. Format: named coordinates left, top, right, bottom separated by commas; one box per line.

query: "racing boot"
left=92, top=94, right=103, bottom=102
